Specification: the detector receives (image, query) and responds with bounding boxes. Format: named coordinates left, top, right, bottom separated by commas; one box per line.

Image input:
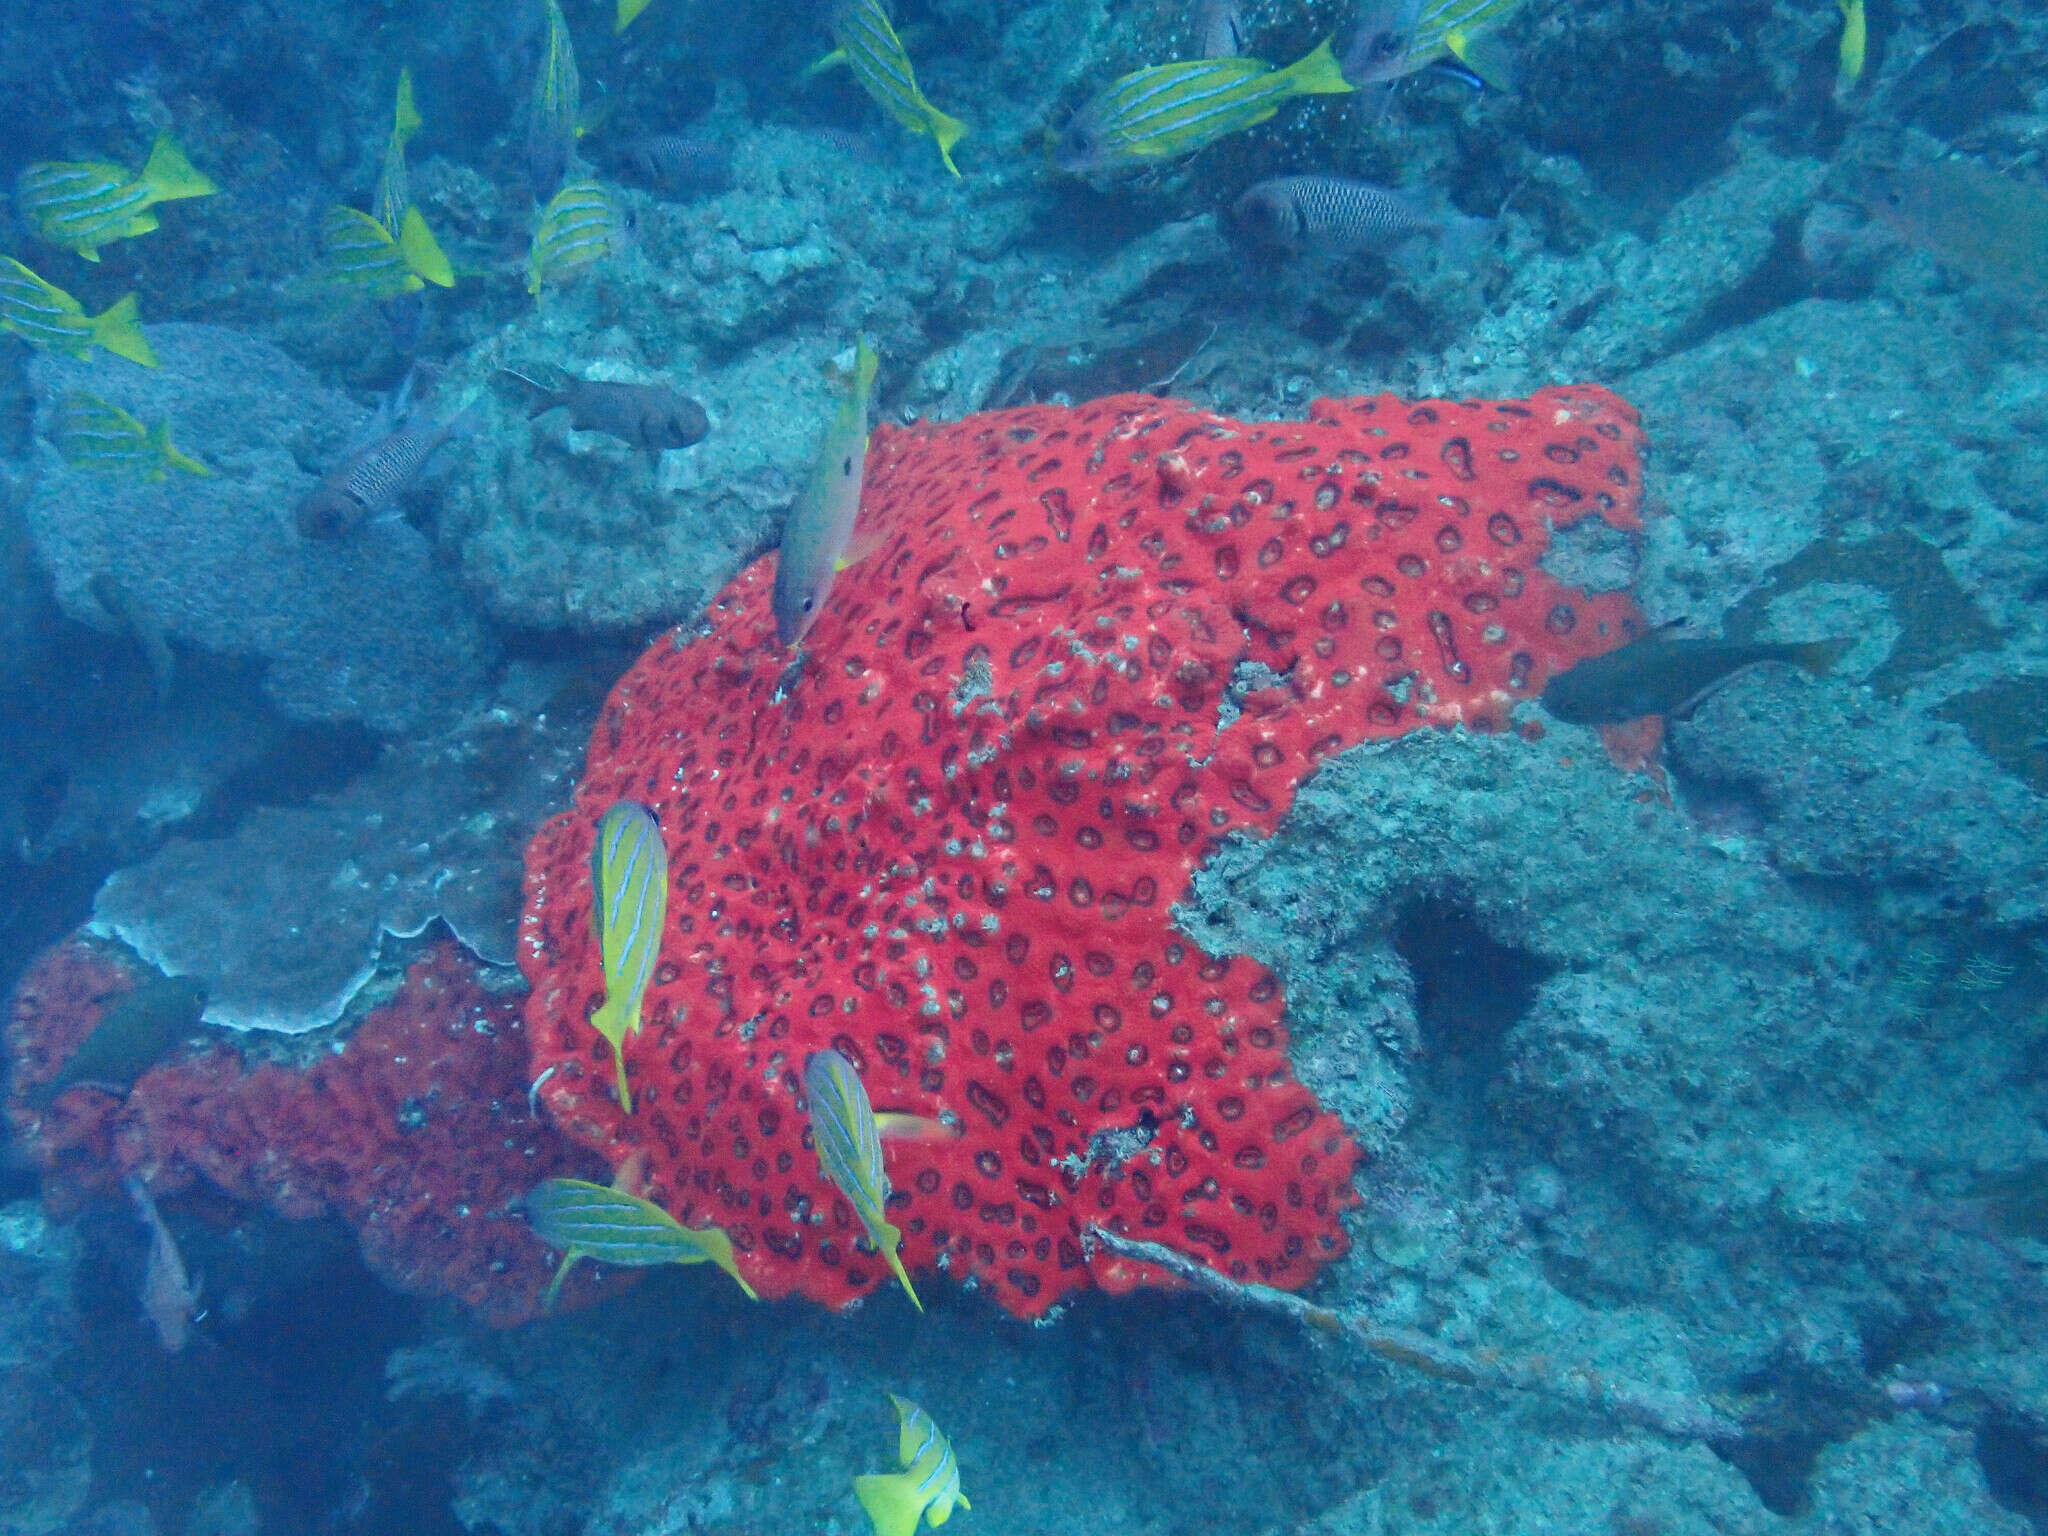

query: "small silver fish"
left=1227, top=175, right=1490, bottom=262
left=773, top=338, right=879, bottom=648
left=126, top=1175, right=201, bottom=1352
left=500, top=365, right=709, bottom=454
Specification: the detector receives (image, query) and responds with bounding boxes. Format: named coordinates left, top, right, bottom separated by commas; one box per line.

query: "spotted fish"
left=853, top=1394, right=969, bottom=1536
left=587, top=800, right=668, bottom=1112
left=804, top=1048, right=921, bottom=1310
left=523, top=1176, right=757, bottom=1306
left=294, top=391, right=470, bottom=538
left=808, top=0, right=967, bottom=177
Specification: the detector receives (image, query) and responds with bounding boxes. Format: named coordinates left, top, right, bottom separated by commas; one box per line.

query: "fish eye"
left=802, top=597, right=816, bottom=613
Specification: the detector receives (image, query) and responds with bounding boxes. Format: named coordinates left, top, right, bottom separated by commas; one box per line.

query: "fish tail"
left=1282, top=36, right=1355, bottom=97
left=1438, top=212, right=1494, bottom=267
left=925, top=107, right=967, bottom=177
left=611, top=1037, right=635, bottom=1113
left=853, top=1471, right=928, bottom=1536
left=139, top=135, right=218, bottom=204
left=878, top=1219, right=923, bottom=1311
left=91, top=294, right=159, bottom=368
left=398, top=207, right=455, bottom=288
left=394, top=69, right=423, bottom=142
left=150, top=420, right=213, bottom=478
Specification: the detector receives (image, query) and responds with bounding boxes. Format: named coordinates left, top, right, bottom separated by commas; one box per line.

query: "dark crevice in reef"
left=1977, top=1414, right=2048, bottom=1532
left=1393, top=897, right=1553, bottom=1152
left=63, top=1208, right=470, bottom=1536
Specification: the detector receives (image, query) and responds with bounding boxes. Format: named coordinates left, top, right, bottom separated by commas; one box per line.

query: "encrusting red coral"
left=521, top=387, right=1647, bottom=1319
left=8, top=941, right=606, bottom=1327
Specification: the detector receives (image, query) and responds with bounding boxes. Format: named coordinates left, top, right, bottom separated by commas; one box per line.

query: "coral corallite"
left=519, top=387, right=1647, bottom=1318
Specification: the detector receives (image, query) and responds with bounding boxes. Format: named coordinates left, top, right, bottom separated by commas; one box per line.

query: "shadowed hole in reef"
left=1393, top=898, right=1553, bottom=1145
left=62, top=1210, right=470, bottom=1536
left=1977, top=1414, right=2048, bottom=1528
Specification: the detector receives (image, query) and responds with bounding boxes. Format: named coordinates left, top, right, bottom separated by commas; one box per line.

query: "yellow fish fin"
left=394, top=68, right=423, bottom=141
left=925, top=105, right=967, bottom=177
left=91, top=294, right=158, bottom=368
left=139, top=135, right=219, bottom=204
left=149, top=421, right=212, bottom=478
left=853, top=1471, right=929, bottom=1536
left=616, top=0, right=655, bottom=31
left=1280, top=36, right=1354, bottom=97
left=674, top=1222, right=762, bottom=1301
left=875, top=1218, right=922, bottom=1311
left=398, top=206, right=455, bottom=288
left=804, top=46, right=850, bottom=78
left=543, top=1246, right=583, bottom=1310
left=1444, top=27, right=1517, bottom=92
left=122, top=210, right=162, bottom=241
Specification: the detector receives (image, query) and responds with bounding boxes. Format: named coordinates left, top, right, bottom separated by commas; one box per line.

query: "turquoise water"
left=3, top=1, right=2047, bottom=1532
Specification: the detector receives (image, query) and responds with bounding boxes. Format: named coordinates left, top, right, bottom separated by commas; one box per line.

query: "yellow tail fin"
left=616, top=0, right=655, bottom=31
left=1282, top=36, right=1355, bottom=96
left=675, top=1223, right=761, bottom=1301
left=91, top=294, right=159, bottom=368
left=853, top=1471, right=926, bottom=1536
left=149, top=420, right=212, bottom=478
left=394, top=69, right=423, bottom=142
left=140, top=135, right=219, bottom=204
left=878, top=1219, right=923, bottom=1312
left=398, top=206, right=455, bottom=287
left=926, top=107, right=967, bottom=177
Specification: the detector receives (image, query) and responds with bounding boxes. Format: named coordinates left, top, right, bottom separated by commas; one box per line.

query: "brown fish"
left=296, top=397, right=474, bottom=539
left=126, top=1176, right=201, bottom=1352
left=1541, top=630, right=1845, bottom=725
left=616, top=133, right=733, bottom=196
left=500, top=365, right=709, bottom=455
left=1861, top=160, right=2048, bottom=301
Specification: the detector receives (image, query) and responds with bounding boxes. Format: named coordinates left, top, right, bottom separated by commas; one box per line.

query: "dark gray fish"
left=617, top=133, right=734, bottom=196
left=1540, top=633, right=1846, bottom=726
left=296, top=401, right=470, bottom=539
left=31, top=973, right=203, bottom=1108
left=500, top=366, right=709, bottom=455
left=1227, top=175, right=1489, bottom=259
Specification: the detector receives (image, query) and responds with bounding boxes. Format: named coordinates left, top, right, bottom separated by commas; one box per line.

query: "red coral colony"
left=520, top=386, right=1647, bottom=1319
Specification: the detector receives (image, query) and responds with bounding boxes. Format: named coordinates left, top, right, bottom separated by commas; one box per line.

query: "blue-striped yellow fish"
left=0, top=258, right=157, bottom=367
left=774, top=337, right=879, bottom=648
left=374, top=68, right=424, bottom=234
left=807, top=0, right=966, bottom=177
left=50, top=392, right=211, bottom=481
left=15, top=135, right=217, bottom=261
left=320, top=205, right=454, bottom=298
left=1835, top=0, right=1866, bottom=100
left=528, top=0, right=582, bottom=198
left=524, top=1177, right=758, bottom=1307
left=528, top=179, right=629, bottom=294
left=804, top=1047, right=920, bottom=1310
left=1054, top=37, right=1352, bottom=177
left=854, top=1394, right=969, bottom=1536
left=1340, top=0, right=1525, bottom=87
left=588, top=800, right=667, bottom=1112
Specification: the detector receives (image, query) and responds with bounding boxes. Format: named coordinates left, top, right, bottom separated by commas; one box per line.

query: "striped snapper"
left=774, top=336, right=878, bottom=648
left=0, top=258, right=157, bottom=367
left=320, top=204, right=454, bottom=298
left=527, top=179, right=628, bottom=294
left=50, top=392, right=212, bottom=481
left=374, top=69, right=423, bottom=234
left=528, top=0, right=582, bottom=198
left=15, top=135, right=217, bottom=262
left=587, top=800, right=667, bottom=1112
left=294, top=389, right=472, bottom=539
left=1340, top=0, right=1527, bottom=87
left=1054, top=37, right=1352, bottom=177
left=803, top=1048, right=921, bottom=1310
left=853, top=1394, right=969, bottom=1536
left=524, top=1177, right=758, bottom=1307
left=808, top=0, right=967, bottom=177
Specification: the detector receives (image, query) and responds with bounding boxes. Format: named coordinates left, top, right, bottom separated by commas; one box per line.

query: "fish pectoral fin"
left=853, top=1472, right=928, bottom=1536
left=804, top=46, right=850, bottom=78
left=543, top=1248, right=584, bottom=1310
